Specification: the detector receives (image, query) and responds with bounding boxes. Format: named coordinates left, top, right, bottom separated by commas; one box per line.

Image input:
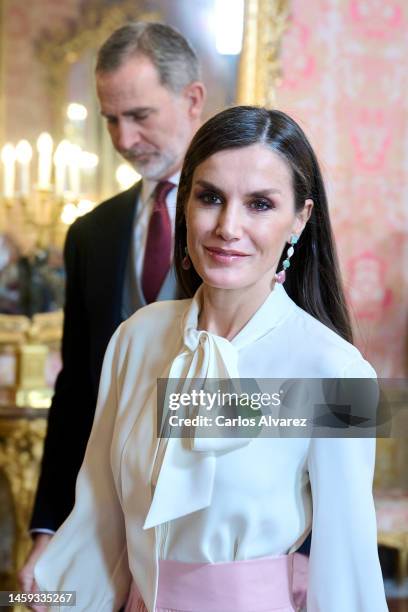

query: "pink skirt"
left=125, top=553, right=307, bottom=612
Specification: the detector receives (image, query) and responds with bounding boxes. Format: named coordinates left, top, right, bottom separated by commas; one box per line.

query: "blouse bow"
left=144, top=284, right=292, bottom=529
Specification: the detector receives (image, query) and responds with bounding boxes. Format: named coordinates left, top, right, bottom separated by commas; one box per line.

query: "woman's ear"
left=292, top=199, right=314, bottom=236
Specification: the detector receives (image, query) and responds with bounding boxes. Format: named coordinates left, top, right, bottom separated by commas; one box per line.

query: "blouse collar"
left=183, top=282, right=296, bottom=353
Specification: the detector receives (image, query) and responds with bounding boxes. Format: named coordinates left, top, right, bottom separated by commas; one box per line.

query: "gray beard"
left=128, top=152, right=178, bottom=181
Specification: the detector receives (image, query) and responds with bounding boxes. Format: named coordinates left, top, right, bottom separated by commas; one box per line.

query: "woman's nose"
left=215, top=203, right=243, bottom=241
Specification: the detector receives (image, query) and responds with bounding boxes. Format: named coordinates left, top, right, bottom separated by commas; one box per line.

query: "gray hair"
left=95, top=22, right=201, bottom=93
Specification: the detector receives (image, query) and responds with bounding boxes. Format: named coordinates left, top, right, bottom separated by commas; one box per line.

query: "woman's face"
left=185, top=143, right=312, bottom=294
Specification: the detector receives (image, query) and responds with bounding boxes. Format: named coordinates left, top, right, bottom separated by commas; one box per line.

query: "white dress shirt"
left=35, top=284, right=388, bottom=612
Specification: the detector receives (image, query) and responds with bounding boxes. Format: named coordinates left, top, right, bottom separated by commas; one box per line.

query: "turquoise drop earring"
left=275, top=235, right=299, bottom=284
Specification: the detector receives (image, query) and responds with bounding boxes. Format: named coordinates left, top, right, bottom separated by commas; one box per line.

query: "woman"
left=35, top=107, right=388, bottom=611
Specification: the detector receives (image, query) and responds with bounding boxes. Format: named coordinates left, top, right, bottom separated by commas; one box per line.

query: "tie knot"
left=154, top=181, right=175, bottom=206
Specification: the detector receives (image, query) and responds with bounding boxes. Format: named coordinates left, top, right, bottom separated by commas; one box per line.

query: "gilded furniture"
left=374, top=383, right=408, bottom=585
left=0, top=310, right=61, bottom=607
left=0, top=404, right=48, bottom=587
left=375, top=489, right=408, bottom=584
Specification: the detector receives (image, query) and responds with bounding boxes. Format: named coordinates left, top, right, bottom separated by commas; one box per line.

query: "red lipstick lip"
left=204, top=246, right=249, bottom=257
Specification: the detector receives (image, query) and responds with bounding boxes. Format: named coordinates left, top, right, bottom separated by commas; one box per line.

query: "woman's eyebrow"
left=246, top=188, right=282, bottom=197
left=194, top=180, right=226, bottom=196
left=195, top=179, right=222, bottom=191
left=193, top=179, right=282, bottom=197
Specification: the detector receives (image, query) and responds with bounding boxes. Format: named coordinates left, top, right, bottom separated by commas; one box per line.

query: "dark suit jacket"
left=31, top=183, right=142, bottom=531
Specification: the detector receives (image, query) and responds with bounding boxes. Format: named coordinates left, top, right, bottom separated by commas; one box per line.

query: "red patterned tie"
left=142, top=181, right=175, bottom=304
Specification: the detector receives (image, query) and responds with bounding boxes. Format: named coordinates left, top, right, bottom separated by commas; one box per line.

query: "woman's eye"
left=249, top=199, right=274, bottom=211
left=198, top=192, right=222, bottom=205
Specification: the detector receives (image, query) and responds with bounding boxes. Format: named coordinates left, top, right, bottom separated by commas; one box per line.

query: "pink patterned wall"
left=276, top=0, right=408, bottom=376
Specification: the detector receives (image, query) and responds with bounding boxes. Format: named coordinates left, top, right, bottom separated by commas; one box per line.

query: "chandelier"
left=1, top=135, right=98, bottom=252
left=0, top=102, right=141, bottom=253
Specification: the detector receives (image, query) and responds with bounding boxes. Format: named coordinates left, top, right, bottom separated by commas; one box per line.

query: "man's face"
left=96, top=55, right=198, bottom=180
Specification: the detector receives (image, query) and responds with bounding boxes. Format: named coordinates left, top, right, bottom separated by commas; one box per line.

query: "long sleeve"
left=34, top=326, right=131, bottom=612
left=31, top=219, right=96, bottom=531
left=306, top=359, right=388, bottom=611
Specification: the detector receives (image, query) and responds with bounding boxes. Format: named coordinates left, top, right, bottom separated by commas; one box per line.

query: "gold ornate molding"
left=237, top=0, right=290, bottom=107
left=0, top=409, right=48, bottom=582
left=30, top=310, right=63, bottom=345
left=0, top=311, right=62, bottom=408
left=0, top=311, right=62, bottom=346
left=0, top=314, right=30, bottom=345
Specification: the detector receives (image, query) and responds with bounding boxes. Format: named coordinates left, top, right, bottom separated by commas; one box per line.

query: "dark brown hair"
left=174, top=106, right=353, bottom=343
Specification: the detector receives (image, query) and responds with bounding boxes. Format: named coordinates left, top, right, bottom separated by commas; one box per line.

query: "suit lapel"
left=86, top=182, right=140, bottom=388
left=90, top=182, right=141, bottom=324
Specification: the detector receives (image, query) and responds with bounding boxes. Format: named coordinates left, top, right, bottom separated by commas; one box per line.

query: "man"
left=19, top=21, right=206, bottom=593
